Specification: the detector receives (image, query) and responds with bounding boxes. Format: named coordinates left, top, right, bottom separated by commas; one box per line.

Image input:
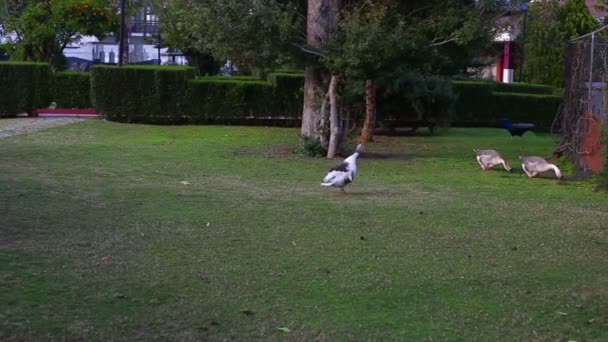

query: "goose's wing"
left=330, top=162, right=350, bottom=172
left=475, top=149, right=499, bottom=157
left=322, top=170, right=347, bottom=185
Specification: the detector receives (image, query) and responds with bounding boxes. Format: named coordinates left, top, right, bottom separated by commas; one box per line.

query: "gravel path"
left=0, top=117, right=85, bottom=140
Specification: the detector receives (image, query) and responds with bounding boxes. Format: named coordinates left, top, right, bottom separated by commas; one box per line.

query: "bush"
left=91, top=65, right=195, bottom=123
left=452, top=81, right=561, bottom=128
left=267, top=72, right=304, bottom=116
left=185, top=73, right=303, bottom=123
left=0, top=62, right=51, bottom=117
left=493, top=82, right=554, bottom=95
left=51, top=72, right=92, bottom=108
left=186, top=78, right=275, bottom=122
left=378, top=73, right=456, bottom=127
left=452, top=80, right=555, bottom=96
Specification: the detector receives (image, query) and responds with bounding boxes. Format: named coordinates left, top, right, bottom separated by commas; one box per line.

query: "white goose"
left=473, top=149, right=512, bottom=171
left=519, top=156, right=563, bottom=179
left=321, top=144, right=365, bottom=194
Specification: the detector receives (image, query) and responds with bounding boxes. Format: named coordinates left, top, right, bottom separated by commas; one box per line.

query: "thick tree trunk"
left=326, top=74, right=340, bottom=159
left=301, top=65, right=323, bottom=140
left=360, top=79, right=376, bottom=142
left=301, top=0, right=340, bottom=142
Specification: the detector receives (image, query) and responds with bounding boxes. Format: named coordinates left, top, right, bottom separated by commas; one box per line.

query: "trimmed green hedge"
left=267, top=73, right=304, bottom=117
left=185, top=73, right=303, bottom=123
left=452, top=81, right=561, bottom=128
left=51, top=72, right=92, bottom=108
left=91, top=65, right=196, bottom=122
left=0, top=62, right=51, bottom=117
left=187, top=79, right=275, bottom=122
left=494, top=82, right=554, bottom=95
left=453, top=80, right=555, bottom=95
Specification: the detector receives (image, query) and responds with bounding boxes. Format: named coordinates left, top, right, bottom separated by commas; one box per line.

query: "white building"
left=64, top=0, right=187, bottom=70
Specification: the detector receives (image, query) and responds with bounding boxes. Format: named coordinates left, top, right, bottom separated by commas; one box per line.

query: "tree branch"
left=291, top=43, right=328, bottom=59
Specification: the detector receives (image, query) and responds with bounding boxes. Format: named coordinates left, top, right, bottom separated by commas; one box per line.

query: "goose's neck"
left=549, top=164, right=562, bottom=178
left=345, top=152, right=359, bottom=163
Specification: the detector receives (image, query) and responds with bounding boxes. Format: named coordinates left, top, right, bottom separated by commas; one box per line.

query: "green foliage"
left=88, top=68, right=303, bottom=124
left=452, top=81, right=562, bottom=128
left=186, top=78, right=275, bottom=121
left=0, top=61, right=51, bottom=117
left=267, top=72, right=304, bottom=116
left=2, top=1, right=117, bottom=69
left=51, top=72, right=92, bottom=108
left=185, top=73, right=303, bottom=123
left=524, top=0, right=599, bottom=87
left=379, top=73, right=456, bottom=127
left=493, top=82, right=555, bottom=95
left=294, top=134, right=325, bottom=157
left=0, top=44, right=10, bottom=61
left=91, top=65, right=195, bottom=123
left=161, top=0, right=301, bottom=70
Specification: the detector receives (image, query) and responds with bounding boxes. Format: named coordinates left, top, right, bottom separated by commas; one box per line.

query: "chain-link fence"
left=554, top=26, right=607, bottom=175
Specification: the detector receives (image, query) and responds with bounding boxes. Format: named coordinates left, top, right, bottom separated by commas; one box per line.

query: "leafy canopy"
left=161, top=0, right=302, bottom=71
left=0, top=0, right=117, bottom=68
left=524, top=0, right=599, bottom=87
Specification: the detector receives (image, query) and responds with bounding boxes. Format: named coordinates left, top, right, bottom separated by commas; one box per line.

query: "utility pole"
left=519, top=5, right=529, bottom=82
left=118, top=0, right=127, bottom=66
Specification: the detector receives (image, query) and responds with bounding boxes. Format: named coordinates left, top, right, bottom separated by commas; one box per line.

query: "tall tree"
left=0, top=0, right=117, bottom=69
left=314, top=0, right=500, bottom=146
left=524, top=0, right=598, bottom=87
left=160, top=0, right=300, bottom=73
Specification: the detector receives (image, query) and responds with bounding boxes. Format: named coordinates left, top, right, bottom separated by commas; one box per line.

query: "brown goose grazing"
left=519, top=156, right=563, bottom=179
left=473, top=149, right=512, bottom=171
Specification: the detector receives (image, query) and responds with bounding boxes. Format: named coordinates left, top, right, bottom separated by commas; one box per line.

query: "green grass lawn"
left=1, top=121, right=607, bottom=341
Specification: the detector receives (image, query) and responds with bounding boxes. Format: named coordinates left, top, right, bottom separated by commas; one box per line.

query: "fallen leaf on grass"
left=180, top=180, right=191, bottom=185
left=291, top=241, right=297, bottom=247
left=277, top=327, right=291, bottom=333
left=557, top=311, right=568, bottom=316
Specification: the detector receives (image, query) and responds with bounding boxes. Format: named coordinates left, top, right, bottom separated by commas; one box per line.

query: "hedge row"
left=91, top=65, right=196, bottom=122
left=0, top=62, right=50, bottom=117
left=452, top=80, right=555, bottom=95
left=452, top=81, right=561, bottom=128
left=88, top=66, right=305, bottom=123
left=0, top=62, right=560, bottom=129
left=186, top=79, right=276, bottom=122
left=51, top=72, right=92, bottom=108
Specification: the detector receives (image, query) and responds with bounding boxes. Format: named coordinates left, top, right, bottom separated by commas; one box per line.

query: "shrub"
left=452, top=81, right=561, bottom=128
left=378, top=73, right=456, bottom=127
left=51, top=72, right=92, bottom=108
left=91, top=65, right=195, bottom=123
left=294, top=134, right=325, bottom=157
left=489, top=92, right=561, bottom=127
left=186, top=78, right=275, bottom=122
left=0, top=62, right=51, bottom=117
left=185, top=73, right=303, bottom=123
left=493, top=82, right=554, bottom=95
left=267, top=72, right=304, bottom=116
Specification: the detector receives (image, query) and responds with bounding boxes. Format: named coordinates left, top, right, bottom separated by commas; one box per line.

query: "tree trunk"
left=301, top=0, right=340, bottom=142
left=301, top=65, right=323, bottom=140
left=360, top=79, right=376, bottom=142
left=326, top=74, right=340, bottom=159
